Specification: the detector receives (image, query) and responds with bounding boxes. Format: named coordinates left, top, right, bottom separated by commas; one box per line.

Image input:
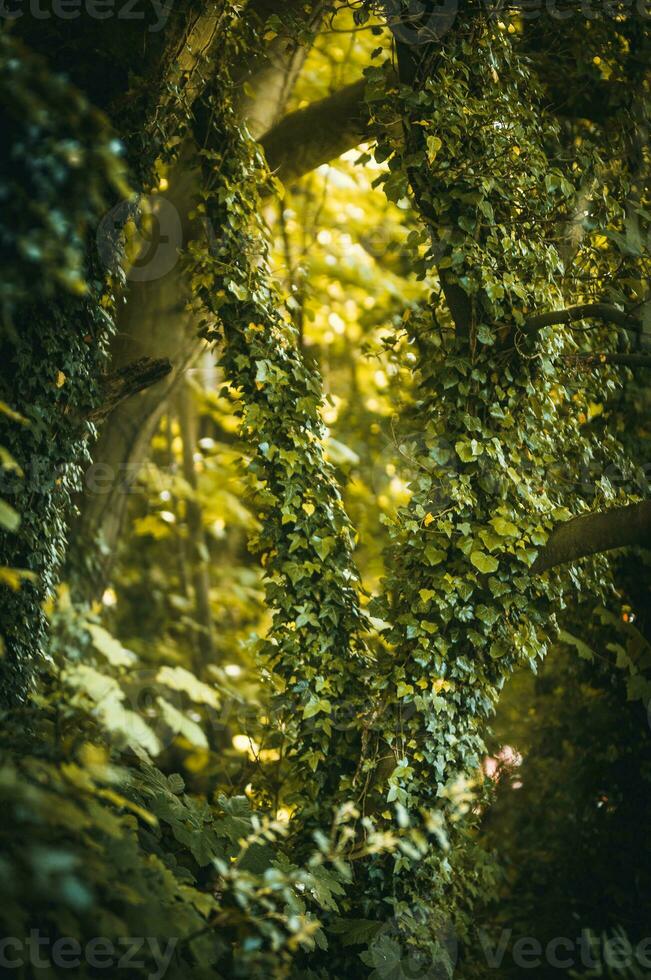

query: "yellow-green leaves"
left=455, top=438, right=483, bottom=462
left=157, top=698, right=208, bottom=749
left=303, top=697, right=331, bottom=720
left=424, top=544, right=447, bottom=566
left=490, top=516, right=519, bottom=537
left=0, top=567, right=36, bottom=590
left=87, top=623, right=136, bottom=668
left=0, top=499, right=20, bottom=533
left=426, top=134, right=443, bottom=163
left=470, top=551, right=500, bottom=574
left=157, top=666, right=220, bottom=710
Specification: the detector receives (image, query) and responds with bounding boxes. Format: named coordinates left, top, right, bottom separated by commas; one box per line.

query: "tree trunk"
left=69, top=3, right=328, bottom=595
left=178, top=381, right=216, bottom=671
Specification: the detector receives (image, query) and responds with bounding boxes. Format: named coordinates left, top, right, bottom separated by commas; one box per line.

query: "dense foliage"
left=0, top=32, right=128, bottom=700
left=1, top=2, right=650, bottom=978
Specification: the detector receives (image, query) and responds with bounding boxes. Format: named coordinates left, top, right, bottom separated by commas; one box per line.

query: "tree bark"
left=524, top=303, right=641, bottom=334
left=178, top=381, right=215, bottom=671
left=260, top=78, right=369, bottom=186
left=90, top=358, right=172, bottom=422
left=71, top=5, right=330, bottom=593
left=532, top=501, right=651, bottom=574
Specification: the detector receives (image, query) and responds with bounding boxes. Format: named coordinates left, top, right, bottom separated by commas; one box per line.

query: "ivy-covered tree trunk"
left=2, top=3, right=650, bottom=975
left=0, top=36, right=128, bottom=703
left=0, top=2, right=332, bottom=699
left=346, top=3, right=651, bottom=965
left=67, top=0, right=329, bottom=599
left=187, top=55, right=371, bottom=816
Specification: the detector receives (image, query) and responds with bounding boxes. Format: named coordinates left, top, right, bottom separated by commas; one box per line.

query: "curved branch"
left=524, top=303, right=641, bottom=334
left=89, top=358, right=172, bottom=422
left=532, top=500, right=651, bottom=574
left=260, top=78, right=369, bottom=186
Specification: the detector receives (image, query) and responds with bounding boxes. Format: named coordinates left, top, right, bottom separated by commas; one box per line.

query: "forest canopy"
left=1, top=2, right=650, bottom=978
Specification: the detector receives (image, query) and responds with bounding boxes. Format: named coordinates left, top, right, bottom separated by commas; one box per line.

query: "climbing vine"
left=349, top=6, right=648, bottom=965
left=0, top=33, right=128, bottom=702
left=185, top=25, right=370, bottom=817
left=2, top=5, right=649, bottom=977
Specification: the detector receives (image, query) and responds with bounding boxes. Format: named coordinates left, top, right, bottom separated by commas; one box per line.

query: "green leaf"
left=558, top=629, right=596, bottom=662
left=156, top=697, right=208, bottom=748
left=475, top=604, right=499, bottom=626
left=490, top=517, right=519, bottom=537
left=470, top=551, right=499, bottom=574
left=455, top=439, right=482, bottom=462
left=157, top=665, right=220, bottom=708
left=426, top=135, right=443, bottom=161
left=329, top=919, right=382, bottom=947
left=424, top=544, right=446, bottom=566
left=479, top=529, right=502, bottom=551
left=303, top=698, right=331, bottom=719
left=314, top=536, right=336, bottom=561
left=87, top=623, right=136, bottom=668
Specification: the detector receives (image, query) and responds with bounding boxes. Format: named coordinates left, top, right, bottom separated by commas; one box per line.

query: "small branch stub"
left=90, top=357, right=173, bottom=421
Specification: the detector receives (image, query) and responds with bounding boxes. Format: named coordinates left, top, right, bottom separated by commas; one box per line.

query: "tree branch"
left=90, top=358, right=172, bottom=421
left=532, top=500, right=651, bottom=574
left=565, top=352, right=651, bottom=370
left=260, top=77, right=369, bottom=186
left=524, top=303, right=641, bottom=334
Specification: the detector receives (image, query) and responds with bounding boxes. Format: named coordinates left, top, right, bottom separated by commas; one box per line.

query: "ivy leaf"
left=255, top=360, right=269, bottom=383
left=426, top=135, right=443, bottom=161
left=475, top=604, right=499, bottom=626
left=470, top=551, right=499, bottom=574
left=424, top=544, right=446, bottom=566
left=303, top=698, right=331, bottom=719
left=314, top=536, right=335, bottom=561
left=476, top=323, right=495, bottom=345
left=490, top=517, right=519, bottom=537
left=479, top=529, right=502, bottom=551
left=455, top=439, right=482, bottom=462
